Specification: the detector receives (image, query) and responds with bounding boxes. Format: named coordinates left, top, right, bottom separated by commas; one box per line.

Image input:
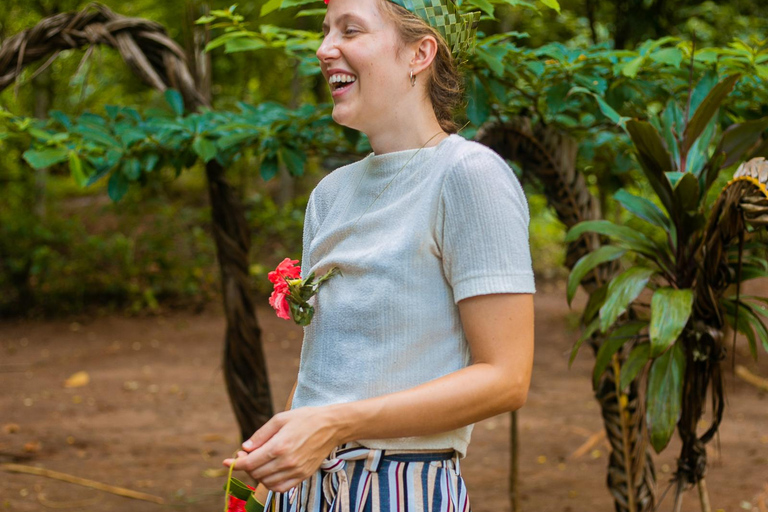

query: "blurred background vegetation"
left=0, top=0, right=766, bottom=317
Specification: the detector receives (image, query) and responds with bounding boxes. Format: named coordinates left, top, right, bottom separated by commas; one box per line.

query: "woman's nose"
left=316, top=33, right=340, bottom=61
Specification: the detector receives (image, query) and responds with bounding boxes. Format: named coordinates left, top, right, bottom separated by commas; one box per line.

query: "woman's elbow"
left=496, top=373, right=531, bottom=413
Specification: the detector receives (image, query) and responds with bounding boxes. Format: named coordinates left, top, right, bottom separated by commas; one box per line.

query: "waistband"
left=265, top=441, right=461, bottom=512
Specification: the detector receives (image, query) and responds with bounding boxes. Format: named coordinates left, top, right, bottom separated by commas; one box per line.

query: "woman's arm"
left=333, top=292, right=534, bottom=441
left=227, top=293, right=534, bottom=492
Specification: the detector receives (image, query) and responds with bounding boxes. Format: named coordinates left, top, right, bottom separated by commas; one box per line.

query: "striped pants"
left=264, top=442, right=471, bottom=512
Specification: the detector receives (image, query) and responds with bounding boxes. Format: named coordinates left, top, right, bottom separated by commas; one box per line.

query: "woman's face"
left=317, top=0, right=411, bottom=133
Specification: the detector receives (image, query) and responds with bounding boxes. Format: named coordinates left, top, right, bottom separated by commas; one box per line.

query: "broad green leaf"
left=295, top=9, right=326, bottom=17
left=27, top=127, right=52, bottom=141
left=279, top=146, right=306, bottom=177
left=225, top=38, right=269, bottom=53
left=466, top=0, right=495, bottom=18
left=143, top=153, right=160, bottom=173
left=165, top=89, right=185, bottom=116
left=106, top=105, right=119, bottom=121
left=73, top=125, right=121, bottom=148
left=567, top=246, right=626, bottom=306
left=22, top=148, right=69, bottom=169
left=260, top=0, right=283, bottom=17
left=661, top=100, right=683, bottom=167
left=621, top=56, right=645, bottom=78
left=647, top=343, right=685, bottom=453
left=619, top=343, right=651, bottom=390
left=600, top=267, right=656, bottom=333
left=649, top=48, right=683, bottom=68
left=568, top=86, right=629, bottom=128
left=614, top=189, right=670, bottom=229
left=688, top=70, right=718, bottom=121
left=681, top=74, right=740, bottom=156
left=68, top=151, right=87, bottom=187
left=686, top=114, right=717, bottom=176
left=649, top=288, right=693, bottom=357
left=569, top=317, right=598, bottom=368
left=122, top=158, right=141, bottom=181
left=565, top=220, right=661, bottom=259
left=538, top=0, right=560, bottom=12
left=475, top=47, right=505, bottom=77
left=108, top=170, right=129, bottom=202
left=593, top=321, right=645, bottom=388
left=193, top=136, right=218, bottom=162
left=260, top=154, right=279, bottom=181
left=672, top=172, right=700, bottom=212
left=466, top=75, right=490, bottom=126
left=626, top=120, right=676, bottom=219
left=49, top=110, right=72, bottom=129
left=584, top=283, right=608, bottom=324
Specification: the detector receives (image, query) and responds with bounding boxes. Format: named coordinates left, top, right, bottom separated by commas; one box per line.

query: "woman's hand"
left=222, top=406, right=345, bottom=493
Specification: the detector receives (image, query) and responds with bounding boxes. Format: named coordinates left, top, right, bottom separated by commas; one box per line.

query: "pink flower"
left=268, top=258, right=301, bottom=285
left=269, top=290, right=291, bottom=320
left=267, top=258, right=339, bottom=325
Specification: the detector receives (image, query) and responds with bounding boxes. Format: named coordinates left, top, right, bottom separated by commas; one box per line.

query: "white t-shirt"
left=290, top=133, right=535, bottom=458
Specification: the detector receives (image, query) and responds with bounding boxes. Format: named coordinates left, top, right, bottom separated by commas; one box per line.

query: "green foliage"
left=0, top=93, right=353, bottom=203
left=646, top=342, right=686, bottom=452
left=565, top=72, right=768, bottom=454
left=0, top=195, right=218, bottom=316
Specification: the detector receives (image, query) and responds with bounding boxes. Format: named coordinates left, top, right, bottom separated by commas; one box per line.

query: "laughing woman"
left=223, top=0, right=536, bottom=510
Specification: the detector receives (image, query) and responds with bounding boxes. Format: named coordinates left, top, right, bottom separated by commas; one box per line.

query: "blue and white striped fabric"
left=264, top=442, right=471, bottom=512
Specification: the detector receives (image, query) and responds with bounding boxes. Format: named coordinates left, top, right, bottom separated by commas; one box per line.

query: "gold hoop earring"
left=410, top=70, right=416, bottom=87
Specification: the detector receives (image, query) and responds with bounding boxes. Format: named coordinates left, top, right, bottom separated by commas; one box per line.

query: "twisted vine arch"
left=0, top=2, right=273, bottom=440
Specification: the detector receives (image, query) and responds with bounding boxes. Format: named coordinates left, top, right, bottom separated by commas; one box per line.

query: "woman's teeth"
left=330, top=75, right=357, bottom=90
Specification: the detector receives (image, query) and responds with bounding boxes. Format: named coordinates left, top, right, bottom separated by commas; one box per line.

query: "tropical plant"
left=565, top=72, right=768, bottom=511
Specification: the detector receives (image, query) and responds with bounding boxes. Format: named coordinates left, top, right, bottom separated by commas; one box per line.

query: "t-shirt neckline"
left=369, top=133, right=457, bottom=158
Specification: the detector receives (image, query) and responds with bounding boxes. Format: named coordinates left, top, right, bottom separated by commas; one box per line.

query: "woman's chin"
left=331, top=107, right=359, bottom=130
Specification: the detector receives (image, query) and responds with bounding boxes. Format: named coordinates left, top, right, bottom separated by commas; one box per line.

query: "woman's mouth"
left=331, top=78, right=356, bottom=98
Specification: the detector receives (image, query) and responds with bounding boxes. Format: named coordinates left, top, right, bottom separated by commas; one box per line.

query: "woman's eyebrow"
left=322, top=13, right=366, bottom=32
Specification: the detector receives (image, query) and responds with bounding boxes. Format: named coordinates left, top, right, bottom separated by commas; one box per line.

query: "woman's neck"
left=367, top=126, right=448, bottom=155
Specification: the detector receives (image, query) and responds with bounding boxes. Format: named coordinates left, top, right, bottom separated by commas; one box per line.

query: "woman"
left=223, top=0, right=536, bottom=510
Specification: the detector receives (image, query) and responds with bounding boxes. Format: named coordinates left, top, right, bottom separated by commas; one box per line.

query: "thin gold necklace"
left=340, top=130, right=448, bottom=230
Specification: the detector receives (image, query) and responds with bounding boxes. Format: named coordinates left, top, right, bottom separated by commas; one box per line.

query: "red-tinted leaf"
left=681, top=74, right=740, bottom=156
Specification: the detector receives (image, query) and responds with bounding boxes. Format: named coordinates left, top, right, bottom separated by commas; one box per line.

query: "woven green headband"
left=324, top=0, right=481, bottom=60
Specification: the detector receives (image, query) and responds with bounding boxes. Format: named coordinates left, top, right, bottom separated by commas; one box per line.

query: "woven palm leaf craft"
left=323, top=0, right=481, bottom=60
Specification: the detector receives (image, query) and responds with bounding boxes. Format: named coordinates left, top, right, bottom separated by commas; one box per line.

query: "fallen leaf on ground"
left=23, top=441, right=41, bottom=453
left=3, top=423, right=20, bottom=434
left=64, top=371, right=90, bottom=388
left=203, top=468, right=228, bottom=478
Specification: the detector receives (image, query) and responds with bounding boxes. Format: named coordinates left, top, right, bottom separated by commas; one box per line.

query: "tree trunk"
left=206, top=159, right=275, bottom=439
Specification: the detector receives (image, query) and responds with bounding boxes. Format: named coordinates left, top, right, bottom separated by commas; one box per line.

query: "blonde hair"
left=377, top=0, right=464, bottom=133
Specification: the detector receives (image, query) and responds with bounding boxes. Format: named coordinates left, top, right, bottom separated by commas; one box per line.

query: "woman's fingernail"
left=243, top=440, right=254, bottom=449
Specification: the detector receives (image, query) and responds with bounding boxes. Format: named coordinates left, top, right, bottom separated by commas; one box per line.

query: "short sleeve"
left=437, top=149, right=536, bottom=304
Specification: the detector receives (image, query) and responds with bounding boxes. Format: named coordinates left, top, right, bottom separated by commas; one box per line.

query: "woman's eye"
left=344, top=29, right=358, bottom=35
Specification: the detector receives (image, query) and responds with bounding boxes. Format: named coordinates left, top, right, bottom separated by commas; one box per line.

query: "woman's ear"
left=409, top=34, right=439, bottom=75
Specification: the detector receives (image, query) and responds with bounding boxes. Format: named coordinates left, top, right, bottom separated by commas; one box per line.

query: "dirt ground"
left=1, top=281, right=767, bottom=512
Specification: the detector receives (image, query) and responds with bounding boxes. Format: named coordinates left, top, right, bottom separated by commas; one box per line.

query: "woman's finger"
left=242, top=413, right=285, bottom=452
left=258, top=469, right=310, bottom=494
